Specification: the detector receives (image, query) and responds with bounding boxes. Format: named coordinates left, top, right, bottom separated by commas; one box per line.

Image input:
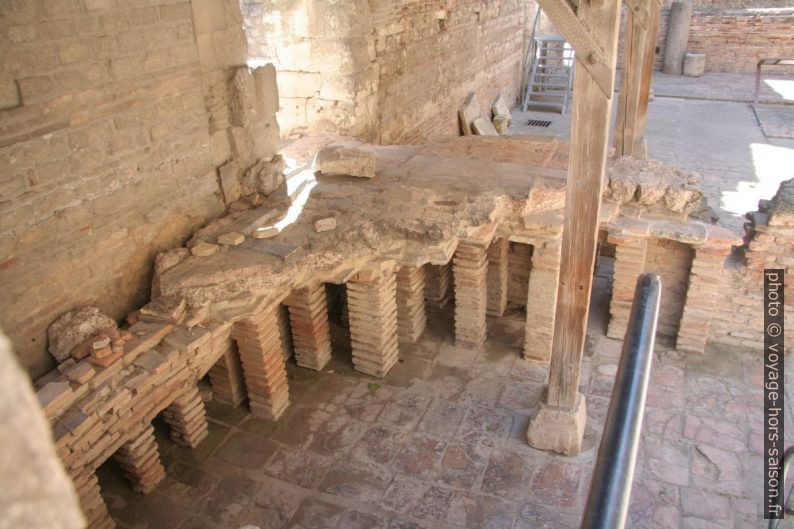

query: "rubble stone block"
left=283, top=283, right=333, bottom=371
left=472, top=116, right=498, bottom=136
left=233, top=308, right=291, bottom=420
left=458, top=92, right=480, bottom=135
left=346, top=270, right=400, bottom=377
left=396, top=266, right=427, bottom=343
left=453, top=243, right=488, bottom=349
left=526, top=392, right=586, bottom=456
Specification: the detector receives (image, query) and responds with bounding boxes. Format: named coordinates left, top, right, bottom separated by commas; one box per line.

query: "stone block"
left=315, top=143, right=376, bottom=178
left=277, top=70, right=322, bottom=99
left=458, top=93, right=481, bottom=135
left=526, top=392, right=586, bottom=456
left=472, top=116, right=498, bottom=136
left=683, top=53, right=705, bottom=77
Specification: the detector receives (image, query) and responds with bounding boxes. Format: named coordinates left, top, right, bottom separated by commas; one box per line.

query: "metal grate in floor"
left=527, top=119, right=552, bottom=127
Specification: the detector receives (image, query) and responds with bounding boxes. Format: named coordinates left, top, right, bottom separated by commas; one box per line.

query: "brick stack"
left=233, top=309, right=291, bottom=420
left=486, top=238, right=509, bottom=317
left=424, top=263, right=453, bottom=309
left=283, top=283, right=333, bottom=370
left=71, top=468, right=113, bottom=529
left=523, top=242, right=561, bottom=362
left=453, top=243, right=489, bottom=348
left=507, top=242, right=532, bottom=310
left=112, top=424, right=165, bottom=494
left=606, top=237, right=648, bottom=340
left=346, top=270, right=400, bottom=377
left=396, top=266, right=427, bottom=343
left=207, top=339, right=247, bottom=406
left=163, top=385, right=209, bottom=448
left=677, top=248, right=727, bottom=353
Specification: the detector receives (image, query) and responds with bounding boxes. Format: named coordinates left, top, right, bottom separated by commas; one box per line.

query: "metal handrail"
left=580, top=273, right=661, bottom=529
left=769, top=445, right=794, bottom=529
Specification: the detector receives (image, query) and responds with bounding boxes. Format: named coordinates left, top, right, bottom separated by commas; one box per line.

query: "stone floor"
left=100, top=261, right=791, bottom=529
left=511, top=71, right=794, bottom=233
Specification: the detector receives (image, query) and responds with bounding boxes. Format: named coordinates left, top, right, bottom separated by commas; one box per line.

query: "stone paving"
left=100, top=263, right=790, bottom=529
left=511, top=71, right=794, bottom=234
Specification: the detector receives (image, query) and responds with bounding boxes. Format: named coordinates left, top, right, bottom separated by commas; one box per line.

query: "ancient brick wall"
left=372, top=0, right=535, bottom=145
left=617, top=6, right=794, bottom=74
left=241, top=0, right=536, bottom=143
left=643, top=239, right=693, bottom=341
left=0, top=0, right=279, bottom=379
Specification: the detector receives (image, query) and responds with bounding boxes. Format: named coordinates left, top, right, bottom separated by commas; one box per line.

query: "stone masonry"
left=283, top=283, right=334, bottom=371
left=396, top=266, right=428, bottom=344
left=346, top=269, right=400, bottom=377
left=453, top=242, right=489, bottom=349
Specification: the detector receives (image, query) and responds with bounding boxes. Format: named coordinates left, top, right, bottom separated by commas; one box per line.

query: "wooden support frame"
left=527, top=0, right=623, bottom=454
left=614, top=0, right=663, bottom=157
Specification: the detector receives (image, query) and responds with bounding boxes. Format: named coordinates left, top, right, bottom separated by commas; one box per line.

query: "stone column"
left=70, top=468, right=114, bottom=529
left=233, top=307, right=291, bottom=420
left=207, top=339, right=247, bottom=406
left=347, top=269, right=400, bottom=377
left=163, top=385, right=209, bottom=448
left=486, top=238, right=509, bottom=317
left=662, top=1, right=694, bottom=75
left=283, top=283, right=333, bottom=370
left=113, top=423, right=166, bottom=494
left=396, top=265, right=427, bottom=343
left=607, top=236, right=648, bottom=339
left=676, top=246, right=727, bottom=353
left=523, top=242, right=561, bottom=362
left=424, top=263, right=453, bottom=309
left=453, top=242, right=489, bottom=348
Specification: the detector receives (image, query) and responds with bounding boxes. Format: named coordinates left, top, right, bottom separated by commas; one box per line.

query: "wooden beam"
left=535, top=0, right=615, bottom=99
left=614, top=0, right=662, bottom=157
left=546, top=0, right=622, bottom=410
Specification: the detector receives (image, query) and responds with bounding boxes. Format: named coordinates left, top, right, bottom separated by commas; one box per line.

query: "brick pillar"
left=70, top=468, right=114, bottom=529
left=163, top=385, right=209, bottom=448
left=233, top=308, right=291, bottom=420
left=486, top=238, right=509, bottom=317
left=453, top=242, right=489, bottom=348
left=208, top=338, right=247, bottom=406
left=347, top=270, right=400, bottom=377
left=524, top=242, right=561, bottom=362
left=396, top=265, right=427, bottom=343
left=284, top=283, right=333, bottom=370
left=508, top=242, right=532, bottom=310
left=113, top=423, right=166, bottom=494
left=424, top=262, right=453, bottom=309
left=607, top=237, right=648, bottom=339
left=676, top=246, right=727, bottom=353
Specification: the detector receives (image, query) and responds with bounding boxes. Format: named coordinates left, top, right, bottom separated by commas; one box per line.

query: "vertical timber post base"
left=526, top=391, right=586, bottom=456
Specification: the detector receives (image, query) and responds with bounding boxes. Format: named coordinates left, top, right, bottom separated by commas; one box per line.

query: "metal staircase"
left=522, top=33, right=575, bottom=114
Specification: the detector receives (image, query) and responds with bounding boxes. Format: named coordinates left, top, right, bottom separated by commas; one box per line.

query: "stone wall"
left=708, top=183, right=794, bottom=352
left=240, top=0, right=536, bottom=143
left=0, top=0, right=280, bottom=379
left=373, top=0, right=534, bottom=145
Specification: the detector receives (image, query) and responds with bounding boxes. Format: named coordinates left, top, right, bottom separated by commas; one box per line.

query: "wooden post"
left=528, top=0, right=622, bottom=455
left=614, top=0, right=662, bottom=158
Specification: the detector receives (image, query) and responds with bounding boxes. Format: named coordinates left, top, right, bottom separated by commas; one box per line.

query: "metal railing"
left=580, top=273, right=661, bottom=529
